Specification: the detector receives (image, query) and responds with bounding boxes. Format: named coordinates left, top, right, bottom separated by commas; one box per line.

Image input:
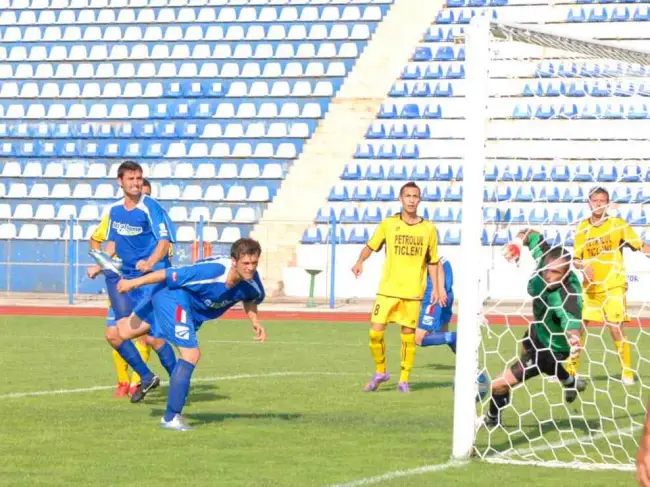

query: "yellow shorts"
left=370, top=295, right=422, bottom=329
left=582, top=287, right=629, bottom=323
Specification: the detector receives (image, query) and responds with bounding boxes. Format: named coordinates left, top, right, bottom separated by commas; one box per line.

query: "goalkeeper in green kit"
left=479, top=229, right=588, bottom=428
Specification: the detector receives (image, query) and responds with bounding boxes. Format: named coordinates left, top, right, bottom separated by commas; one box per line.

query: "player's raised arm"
left=243, top=301, right=267, bottom=342
left=117, top=269, right=167, bottom=293
left=352, top=219, right=386, bottom=278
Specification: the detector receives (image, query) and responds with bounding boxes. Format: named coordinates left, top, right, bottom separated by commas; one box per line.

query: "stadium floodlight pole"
left=452, top=15, right=489, bottom=460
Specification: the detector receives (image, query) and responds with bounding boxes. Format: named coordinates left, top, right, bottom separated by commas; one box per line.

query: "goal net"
left=453, top=17, right=650, bottom=471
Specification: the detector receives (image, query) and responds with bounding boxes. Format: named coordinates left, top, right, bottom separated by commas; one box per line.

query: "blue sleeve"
left=252, top=272, right=265, bottom=304
left=165, top=262, right=227, bottom=291
left=145, top=197, right=176, bottom=243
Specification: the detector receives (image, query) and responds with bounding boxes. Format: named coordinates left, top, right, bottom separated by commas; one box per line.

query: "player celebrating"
left=415, top=256, right=456, bottom=352
left=90, top=161, right=178, bottom=403
left=573, top=187, right=650, bottom=385
left=116, top=238, right=267, bottom=430
left=480, top=230, right=587, bottom=428
left=89, top=178, right=160, bottom=397
left=352, top=182, right=444, bottom=393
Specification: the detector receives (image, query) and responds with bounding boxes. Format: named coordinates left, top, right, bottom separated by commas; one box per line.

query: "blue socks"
left=116, top=341, right=154, bottom=384
left=421, top=331, right=457, bottom=353
left=164, top=359, right=195, bottom=422
left=155, top=342, right=177, bottom=376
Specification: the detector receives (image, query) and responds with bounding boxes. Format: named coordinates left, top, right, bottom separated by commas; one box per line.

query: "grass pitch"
left=0, top=316, right=639, bottom=486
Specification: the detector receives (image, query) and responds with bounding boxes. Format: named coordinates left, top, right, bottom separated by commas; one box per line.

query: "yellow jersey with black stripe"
left=366, top=215, right=438, bottom=300
left=91, top=214, right=174, bottom=258
left=574, top=216, right=642, bottom=294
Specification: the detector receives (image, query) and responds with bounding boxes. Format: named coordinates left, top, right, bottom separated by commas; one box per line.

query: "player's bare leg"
left=116, top=314, right=151, bottom=341
left=365, top=323, right=390, bottom=391
left=161, top=347, right=200, bottom=431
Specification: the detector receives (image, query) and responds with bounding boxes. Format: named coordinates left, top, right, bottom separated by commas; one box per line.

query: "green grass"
left=0, top=316, right=640, bottom=486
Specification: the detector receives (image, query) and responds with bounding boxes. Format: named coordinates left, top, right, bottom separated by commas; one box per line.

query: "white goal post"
left=452, top=16, right=650, bottom=470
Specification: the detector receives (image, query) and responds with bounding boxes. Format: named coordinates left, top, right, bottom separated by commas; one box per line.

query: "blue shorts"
left=418, top=291, right=454, bottom=333
left=104, top=271, right=156, bottom=325
left=136, top=286, right=198, bottom=349
left=106, top=307, right=116, bottom=327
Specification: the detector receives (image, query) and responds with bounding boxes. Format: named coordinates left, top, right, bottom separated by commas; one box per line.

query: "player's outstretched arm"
left=502, top=228, right=541, bottom=263
left=117, top=269, right=166, bottom=293
left=243, top=301, right=267, bottom=342
left=638, top=410, right=650, bottom=487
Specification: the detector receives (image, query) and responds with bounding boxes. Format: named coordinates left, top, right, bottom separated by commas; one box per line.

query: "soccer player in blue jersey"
left=116, top=238, right=267, bottom=430
left=90, top=161, right=178, bottom=403
left=415, top=256, right=457, bottom=352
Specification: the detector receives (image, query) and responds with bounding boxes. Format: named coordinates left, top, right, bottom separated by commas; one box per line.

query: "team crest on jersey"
left=175, top=325, right=190, bottom=340
left=111, top=221, right=143, bottom=236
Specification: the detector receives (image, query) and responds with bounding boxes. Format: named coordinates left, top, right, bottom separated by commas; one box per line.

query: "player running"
left=479, top=230, right=587, bottom=428
left=115, top=238, right=267, bottom=430
left=573, top=187, right=650, bottom=385
left=89, top=161, right=178, bottom=403
left=352, top=182, right=444, bottom=393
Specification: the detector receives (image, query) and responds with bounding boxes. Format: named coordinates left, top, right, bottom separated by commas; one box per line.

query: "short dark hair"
left=117, top=160, right=143, bottom=179
left=589, top=186, right=609, bottom=202
left=231, top=238, right=262, bottom=260
left=142, top=178, right=151, bottom=190
left=399, top=181, right=421, bottom=197
left=543, top=246, right=572, bottom=266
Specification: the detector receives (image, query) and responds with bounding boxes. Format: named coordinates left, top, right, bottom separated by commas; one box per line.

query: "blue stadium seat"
left=613, top=186, right=633, bottom=203
left=342, top=163, right=362, bottom=180
left=598, top=165, right=618, bottom=182
left=340, top=206, right=360, bottom=223
left=329, top=185, right=350, bottom=201
left=375, top=185, right=395, bottom=201
left=501, top=165, right=523, bottom=181
left=411, top=123, right=431, bottom=139
left=539, top=186, right=560, bottom=202
left=573, top=164, right=594, bottom=182
left=352, top=185, right=373, bottom=201
left=348, top=226, right=369, bottom=245
left=528, top=208, right=549, bottom=224
left=515, top=186, right=536, bottom=202
left=443, top=228, right=461, bottom=245
left=552, top=208, right=573, bottom=225
left=411, top=163, right=430, bottom=180
left=388, top=124, right=409, bottom=139
left=627, top=207, right=647, bottom=225
left=444, top=185, right=462, bottom=202
left=365, top=165, right=385, bottom=180
left=301, top=228, right=323, bottom=244
left=366, top=123, right=386, bottom=139
left=362, top=206, right=383, bottom=223
left=387, top=164, right=408, bottom=180
left=494, top=186, right=512, bottom=202
left=433, top=207, right=456, bottom=222
left=434, top=164, right=454, bottom=181
left=492, top=229, right=512, bottom=246
left=550, top=165, right=570, bottom=182
left=621, top=165, right=642, bottom=182
left=423, top=185, right=442, bottom=201
left=562, top=186, right=585, bottom=202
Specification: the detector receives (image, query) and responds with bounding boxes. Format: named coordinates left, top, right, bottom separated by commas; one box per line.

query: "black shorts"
left=510, top=329, right=570, bottom=382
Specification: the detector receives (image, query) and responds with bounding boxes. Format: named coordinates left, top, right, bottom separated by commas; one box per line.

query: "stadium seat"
left=220, top=226, right=242, bottom=243
left=176, top=226, right=196, bottom=243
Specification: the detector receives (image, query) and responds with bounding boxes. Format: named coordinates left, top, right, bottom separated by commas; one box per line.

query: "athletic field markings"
left=0, top=371, right=455, bottom=400
left=326, top=460, right=468, bottom=487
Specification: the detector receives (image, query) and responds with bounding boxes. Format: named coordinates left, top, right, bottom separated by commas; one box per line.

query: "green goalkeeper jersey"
left=525, top=233, right=583, bottom=354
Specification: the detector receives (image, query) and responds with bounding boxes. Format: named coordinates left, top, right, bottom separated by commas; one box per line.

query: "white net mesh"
left=471, top=21, right=650, bottom=470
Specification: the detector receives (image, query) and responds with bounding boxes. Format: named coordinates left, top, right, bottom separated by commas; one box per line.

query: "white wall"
left=283, top=244, right=650, bottom=303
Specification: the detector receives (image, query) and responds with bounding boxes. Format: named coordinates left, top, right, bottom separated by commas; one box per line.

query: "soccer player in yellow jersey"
left=88, top=179, right=172, bottom=397
left=352, top=182, right=444, bottom=393
left=573, top=187, right=650, bottom=385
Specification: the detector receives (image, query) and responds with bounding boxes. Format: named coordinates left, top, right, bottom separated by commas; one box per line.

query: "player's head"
left=588, top=187, right=609, bottom=219
left=399, top=182, right=421, bottom=215
left=142, top=178, right=152, bottom=196
left=540, top=246, right=572, bottom=290
left=117, top=160, right=144, bottom=198
left=230, top=238, right=262, bottom=280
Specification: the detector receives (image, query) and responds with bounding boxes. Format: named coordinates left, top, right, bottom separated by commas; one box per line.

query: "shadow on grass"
left=149, top=409, right=302, bottom=425
left=142, top=383, right=231, bottom=405
left=417, top=363, right=456, bottom=372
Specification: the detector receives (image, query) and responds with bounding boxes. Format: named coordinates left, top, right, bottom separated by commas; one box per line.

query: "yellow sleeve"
left=367, top=219, right=387, bottom=251
left=573, top=222, right=586, bottom=259
left=620, top=219, right=642, bottom=251
left=91, top=214, right=110, bottom=243
left=427, top=224, right=439, bottom=264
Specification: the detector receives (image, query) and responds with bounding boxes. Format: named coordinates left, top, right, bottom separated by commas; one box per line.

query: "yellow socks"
left=112, top=349, right=129, bottom=384
left=615, top=340, right=633, bottom=378
left=368, top=329, right=387, bottom=374
left=130, top=340, right=152, bottom=386
left=399, top=332, right=416, bottom=384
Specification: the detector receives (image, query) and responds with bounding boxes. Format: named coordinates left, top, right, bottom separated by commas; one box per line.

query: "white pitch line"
left=327, top=460, right=468, bottom=487
left=485, top=457, right=635, bottom=472
left=0, top=371, right=360, bottom=400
